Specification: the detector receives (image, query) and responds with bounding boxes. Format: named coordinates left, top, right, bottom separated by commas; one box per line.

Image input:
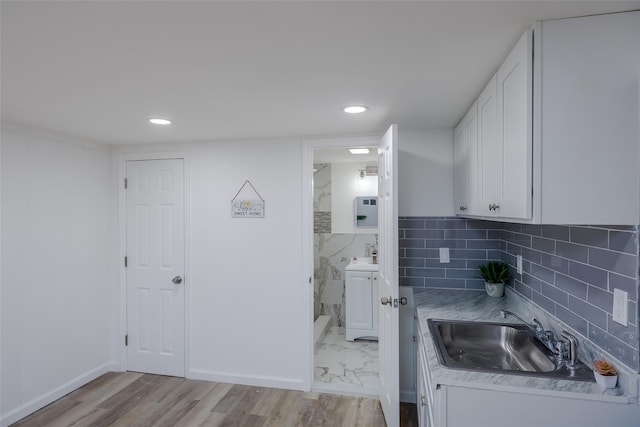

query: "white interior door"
left=378, top=124, right=399, bottom=427
left=126, top=159, right=185, bottom=377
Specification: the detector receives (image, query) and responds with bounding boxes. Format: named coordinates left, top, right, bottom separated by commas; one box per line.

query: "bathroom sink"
left=427, top=319, right=595, bottom=382
left=345, top=261, right=378, bottom=272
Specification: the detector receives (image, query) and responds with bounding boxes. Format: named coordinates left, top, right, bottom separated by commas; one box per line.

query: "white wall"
left=331, top=162, right=378, bottom=234
left=117, top=138, right=307, bottom=389
left=0, top=125, right=115, bottom=425
left=398, top=128, right=454, bottom=217
left=117, top=128, right=454, bottom=391
left=0, top=125, right=454, bottom=424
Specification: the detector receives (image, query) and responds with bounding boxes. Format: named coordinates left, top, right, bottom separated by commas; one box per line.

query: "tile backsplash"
left=400, top=216, right=640, bottom=371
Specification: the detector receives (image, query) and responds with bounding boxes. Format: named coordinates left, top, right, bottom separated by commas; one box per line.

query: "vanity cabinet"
left=455, top=11, right=639, bottom=224
left=345, top=270, right=379, bottom=341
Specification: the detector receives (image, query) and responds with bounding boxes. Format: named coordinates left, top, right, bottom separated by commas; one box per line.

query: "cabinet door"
left=454, top=101, right=478, bottom=216
left=538, top=12, right=639, bottom=224
left=416, top=349, right=430, bottom=427
left=496, top=29, right=532, bottom=219
left=372, top=273, right=379, bottom=332
left=453, top=121, right=468, bottom=215
left=477, top=75, right=499, bottom=216
left=345, top=271, right=373, bottom=330
left=478, top=30, right=532, bottom=219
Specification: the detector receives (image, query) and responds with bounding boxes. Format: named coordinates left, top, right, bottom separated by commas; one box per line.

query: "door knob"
left=172, top=276, right=183, bottom=284
left=399, top=297, right=408, bottom=305
left=381, top=296, right=392, bottom=306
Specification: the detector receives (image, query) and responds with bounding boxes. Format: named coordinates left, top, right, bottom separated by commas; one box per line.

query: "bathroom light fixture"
left=349, top=148, right=370, bottom=155
left=342, top=105, right=369, bottom=114
left=149, top=118, right=172, bottom=125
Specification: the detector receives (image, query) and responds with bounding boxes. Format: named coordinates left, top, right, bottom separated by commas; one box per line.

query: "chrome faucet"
left=500, top=310, right=556, bottom=352
left=500, top=310, right=535, bottom=332
left=501, top=310, right=580, bottom=368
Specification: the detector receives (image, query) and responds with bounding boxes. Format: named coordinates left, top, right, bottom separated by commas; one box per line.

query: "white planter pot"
left=594, top=372, right=617, bottom=389
left=485, top=282, right=505, bottom=298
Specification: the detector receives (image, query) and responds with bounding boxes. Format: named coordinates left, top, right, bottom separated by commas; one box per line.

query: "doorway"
left=310, top=144, right=380, bottom=397
left=125, top=159, right=186, bottom=377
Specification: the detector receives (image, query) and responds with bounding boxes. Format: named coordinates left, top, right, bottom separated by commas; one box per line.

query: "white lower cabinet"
left=416, top=320, right=435, bottom=427
left=416, top=320, right=639, bottom=427
left=345, top=270, right=378, bottom=341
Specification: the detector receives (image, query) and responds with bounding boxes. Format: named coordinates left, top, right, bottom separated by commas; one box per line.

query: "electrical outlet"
left=516, top=255, right=523, bottom=275
left=439, top=247, right=450, bottom=264
left=612, top=288, right=628, bottom=326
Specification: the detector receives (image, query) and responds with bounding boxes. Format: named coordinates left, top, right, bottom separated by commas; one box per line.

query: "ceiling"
left=2, top=1, right=639, bottom=145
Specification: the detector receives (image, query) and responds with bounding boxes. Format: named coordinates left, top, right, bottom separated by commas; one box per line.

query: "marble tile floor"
left=313, top=326, right=379, bottom=398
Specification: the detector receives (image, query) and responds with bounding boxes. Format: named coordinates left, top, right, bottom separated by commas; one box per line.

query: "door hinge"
left=125, top=335, right=128, bottom=346
left=413, top=335, right=417, bottom=343
left=124, top=256, right=128, bottom=267
left=124, top=178, right=128, bottom=189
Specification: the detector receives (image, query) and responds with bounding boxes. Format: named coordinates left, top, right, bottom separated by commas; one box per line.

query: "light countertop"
left=414, top=288, right=639, bottom=404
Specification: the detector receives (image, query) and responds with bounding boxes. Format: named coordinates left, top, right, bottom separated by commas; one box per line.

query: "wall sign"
left=231, top=180, right=265, bottom=218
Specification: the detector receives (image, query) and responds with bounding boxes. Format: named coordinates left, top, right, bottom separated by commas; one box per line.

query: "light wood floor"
left=12, top=372, right=418, bottom=427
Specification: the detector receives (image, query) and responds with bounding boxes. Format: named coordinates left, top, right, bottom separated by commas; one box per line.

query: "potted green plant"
left=478, top=261, right=512, bottom=297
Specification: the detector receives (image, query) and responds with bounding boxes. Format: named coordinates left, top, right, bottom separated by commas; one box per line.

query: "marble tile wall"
left=399, top=216, right=640, bottom=371
left=314, top=233, right=377, bottom=326
left=314, top=163, right=377, bottom=325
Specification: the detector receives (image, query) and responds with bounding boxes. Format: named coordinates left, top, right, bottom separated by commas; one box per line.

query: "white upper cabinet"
left=456, top=11, right=639, bottom=224
left=534, top=11, right=639, bottom=224
left=454, top=101, right=478, bottom=215
left=477, top=75, right=499, bottom=217
left=477, top=30, right=532, bottom=219
left=496, top=30, right=532, bottom=219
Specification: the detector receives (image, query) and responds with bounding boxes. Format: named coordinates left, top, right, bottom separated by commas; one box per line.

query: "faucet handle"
left=533, top=318, right=545, bottom=334
left=561, top=331, right=579, bottom=367
left=554, top=340, right=568, bottom=361
left=544, top=330, right=555, bottom=342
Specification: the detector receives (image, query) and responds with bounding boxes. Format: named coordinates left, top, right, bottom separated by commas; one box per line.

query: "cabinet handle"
left=488, top=203, right=501, bottom=211
left=459, top=206, right=467, bottom=211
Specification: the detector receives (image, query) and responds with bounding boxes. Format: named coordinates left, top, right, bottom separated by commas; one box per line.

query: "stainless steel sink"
left=428, top=319, right=595, bottom=382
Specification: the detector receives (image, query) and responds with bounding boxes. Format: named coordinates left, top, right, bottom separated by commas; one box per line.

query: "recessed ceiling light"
left=349, top=148, right=370, bottom=155
left=342, top=105, right=369, bottom=114
left=149, top=118, right=172, bottom=125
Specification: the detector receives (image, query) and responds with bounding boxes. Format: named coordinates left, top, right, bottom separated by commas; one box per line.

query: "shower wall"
left=314, top=164, right=377, bottom=326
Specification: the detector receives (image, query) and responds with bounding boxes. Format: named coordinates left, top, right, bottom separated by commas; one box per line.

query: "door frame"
left=117, top=152, right=191, bottom=375
left=301, top=135, right=379, bottom=391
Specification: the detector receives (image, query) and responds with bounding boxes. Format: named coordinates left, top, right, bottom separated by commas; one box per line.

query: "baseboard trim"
left=188, top=369, right=305, bottom=392
left=400, top=390, right=417, bottom=404
left=0, top=362, right=116, bottom=427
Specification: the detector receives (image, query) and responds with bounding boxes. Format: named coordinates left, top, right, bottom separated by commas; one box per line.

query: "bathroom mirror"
left=354, top=196, right=378, bottom=228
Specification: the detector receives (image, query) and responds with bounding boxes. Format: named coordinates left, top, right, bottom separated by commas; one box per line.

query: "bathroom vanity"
left=345, top=261, right=379, bottom=341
